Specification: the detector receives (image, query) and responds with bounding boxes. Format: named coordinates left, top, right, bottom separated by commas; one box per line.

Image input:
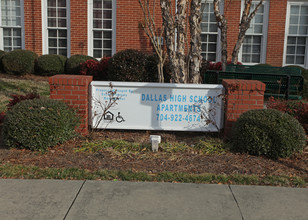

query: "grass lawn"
left=0, top=76, right=50, bottom=112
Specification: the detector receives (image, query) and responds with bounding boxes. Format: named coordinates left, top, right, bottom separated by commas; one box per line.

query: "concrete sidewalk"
left=0, top=179, right=307, bottom=220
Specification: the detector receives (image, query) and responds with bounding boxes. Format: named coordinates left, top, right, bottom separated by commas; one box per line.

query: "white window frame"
left=88, top=0, right=116, bottom=59
left=200, top=0, right=223, bottom=62
left=283, top=1, right=308, bottom=68
left=41, top=0, right=70, bottom=56
left=238, top=0, right=269, bottom=65
left=0, top=0, right=25, bottom=51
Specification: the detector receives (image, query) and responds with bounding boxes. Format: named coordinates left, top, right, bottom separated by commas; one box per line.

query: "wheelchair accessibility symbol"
left=116, top=112, right=125, bottom=123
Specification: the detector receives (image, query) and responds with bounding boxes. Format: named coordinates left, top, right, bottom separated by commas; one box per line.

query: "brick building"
left=0, top=0, right=307, bottom=68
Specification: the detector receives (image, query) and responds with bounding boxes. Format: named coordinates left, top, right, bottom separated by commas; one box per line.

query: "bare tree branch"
left=213, top=0, right=228, bottom=71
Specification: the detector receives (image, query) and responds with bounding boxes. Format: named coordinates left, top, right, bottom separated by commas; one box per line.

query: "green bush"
left=254, top=63, right=272, bottom=67
left=283, top=65, right=307, bottom=79
left=35, top=54, right=67, bottom=76
left=2, top=50, right=38, bottom=75
left=0, top=50, right=5, bottom=57
left=0, top=50, right=6, bottom=71
left=65, top=54, right=96, bottom=75
left=108, top=49, right=148, bottom=82
left=145, top=54, right=172, bottom=83
left=283, top=65, right=308, bottom=99
left=230, top=109, right=306, bottom=159
left=2, top=98, right=80, bottom=151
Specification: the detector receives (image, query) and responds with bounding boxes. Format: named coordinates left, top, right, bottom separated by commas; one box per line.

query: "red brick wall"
left=24, top=0, right=42, bottom=55
left=22, top=0, right=289, bottom=66
left=116, top=0, right=165, bottom=54
left=222, top=79, right=265, bottom=138
left=266, top=0, right=288, bottom=66
left=224, top=0, right=241, bottom=61
left=70, top=0, right=88, bottom=55
left=49, top=75, right=93, bottom=136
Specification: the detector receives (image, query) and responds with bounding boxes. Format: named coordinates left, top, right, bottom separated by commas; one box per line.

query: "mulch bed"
left=1, top=128, right=307, bottom=181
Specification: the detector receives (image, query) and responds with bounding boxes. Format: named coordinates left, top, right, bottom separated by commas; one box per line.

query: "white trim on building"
left=283, top=1, right=308, bottom=68
left=88, top=0, right=116, bottom=59
left=41, top=0, right=70, bottom=56
left=238, top=0, right=269, bottom=65
left=0, top=0, right=25, bottom=51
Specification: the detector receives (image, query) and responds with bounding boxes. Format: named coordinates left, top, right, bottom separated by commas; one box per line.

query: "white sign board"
left=90, top=81, right=224, bottom=132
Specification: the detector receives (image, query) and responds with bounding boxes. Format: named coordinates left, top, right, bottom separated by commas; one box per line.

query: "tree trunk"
left=213, top=0, right=228, bottom=72
left=157, top=59, right=165, bottom=83
left=220, top=22, right=228, bottom=72
left=189, top=0, right=202, bottom=84
left=231, top=29, right=247, bottom=64
left=139, top=0, right=166, bottom=83
left=175, top=0, right=188, bottom=83
left=160, top=0, right=179, bottom=83
left=231, top=0, right=264, bottom=64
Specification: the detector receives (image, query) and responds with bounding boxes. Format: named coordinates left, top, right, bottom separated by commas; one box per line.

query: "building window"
left=42, top=0, right=70, bottom=56
left=0, top=0, right=24, bottom=51
left=240, top=1, right=269, bottom=64
left=201, top=1, right=219, bottom=62
left=88, top=0, right=115, bottom=59
left=284, top=2, right=308, bottom=67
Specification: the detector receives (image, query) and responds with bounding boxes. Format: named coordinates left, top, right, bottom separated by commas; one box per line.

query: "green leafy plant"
left=108, top=49, right=149, bottom=82
left=145, top=54, right=172, bottom=83
left=2, top=98, right=80, bottom=151
left=283, top=65, right=308, bottom=99
left=80, top=57, right=110, bottom=80
left=7, top=92, right=40, bottom=110
left=0, top=50, right=6, bottom=57
left=35, top=54, right=67, bottom=76
left=0, top=50, right=6, bottom=71
left=194, top=139, right=226, bottom=155
left=230, top=109, right=306, bottom=159
left=65, top=54, right=96, bottom=75
left=267, top=97, right=308, bottom=131
left=1, top=50, right=38, bottom=75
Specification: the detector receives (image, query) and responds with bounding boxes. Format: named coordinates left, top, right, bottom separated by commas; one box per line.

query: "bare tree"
left=160, top=0, right=203, bottom=83
left=232, top=0, right=264, bottom=64
left=213, top=0, right=228, bottom=71
left=189, top=0, right=202, bottom=83
left=213, top=0, right=264, bottom=71
left=139, top=0, right=166, bottom=83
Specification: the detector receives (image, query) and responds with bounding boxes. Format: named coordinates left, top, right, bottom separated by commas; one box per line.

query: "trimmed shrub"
left=145, top=54, right=172, bottom=83
left=7, top=92, right=40, bottom=110
left=65, top=54, right=96, bottom=75
left=230, top=109, right=306, bottom=159
left=283, top=65, right=308, bottom=80
left=2, top=98, right=80, bottom=151
left=0, top=92, right=40, bottom=124
left=108, top=49, right=148, bottom=82
left=254, top=63, right=272, bottom=67
left=0, top=112, right=5, bottom=123
left=267, top=97, right=308, bottom=131
left=80, top=56, right=110, bottom=80
left=0, top=50, right=6, bottom=71
left=0, top=50, right=6, bottom=57
left=283, top=65, right=308, bottom=99
left=36, top=54, right=67, bottom=76
left=2, top=50, right=38, bottom=75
